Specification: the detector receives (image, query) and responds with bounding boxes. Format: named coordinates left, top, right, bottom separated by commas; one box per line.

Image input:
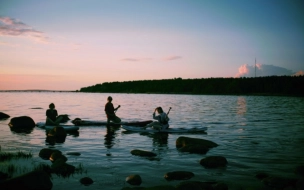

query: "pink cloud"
left=121, top=58, right=153, bottom=62
left=236, top=64, right=250, bottom=77
left=121, top=58, right=140, bottom=62
left=0, top=16, right=49, bottom=43
left=293, top=70, right=304, bottom=76
left=235, top=64, right=294, bottom=77
left=163, top=56, right=182, bottom=61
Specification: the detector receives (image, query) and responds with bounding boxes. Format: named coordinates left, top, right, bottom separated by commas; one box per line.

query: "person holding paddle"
left=144, top=107, right=170, bottom=130
left=105, top=96, right=121, bottom=124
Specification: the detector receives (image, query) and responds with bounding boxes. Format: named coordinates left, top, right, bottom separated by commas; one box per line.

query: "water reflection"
left=237, top=97, right=247, bottom=115
left=10, top=127, right=33, bottom=134
left=104, top=125, right=120, bottom=149
left=45, top=128, right=79, bottom=145
left=140, top=132, right=169, bottom=148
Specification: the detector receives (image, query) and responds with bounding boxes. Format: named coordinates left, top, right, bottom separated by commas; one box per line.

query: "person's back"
left=46, top=103, right=62, bottom=125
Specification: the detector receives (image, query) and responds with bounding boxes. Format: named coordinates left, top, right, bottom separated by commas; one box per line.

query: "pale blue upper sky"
left=0, top=0, right=303, bottom=90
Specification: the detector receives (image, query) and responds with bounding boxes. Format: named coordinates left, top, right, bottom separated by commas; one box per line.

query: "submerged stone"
left=164, top=171, right=194, bottom=181
left=176, top=136, right=218, bottom=149
left=80, top=177, right=94, bottom=186
left=200, top=156, right=228, bottom=168
left=131, top=149, right=157, bottom=157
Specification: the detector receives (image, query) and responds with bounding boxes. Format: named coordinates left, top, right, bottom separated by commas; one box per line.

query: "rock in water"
left=126, top=174, right=142, bottom=185
left=80, top=177, right=94, bottom=186
left=164, top=171, right=194, bottom=181
left=8, top=116, right=35, bottom=128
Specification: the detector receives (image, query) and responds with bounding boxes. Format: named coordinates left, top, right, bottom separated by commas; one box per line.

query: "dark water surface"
left=0, top=92, right=304, bottom=189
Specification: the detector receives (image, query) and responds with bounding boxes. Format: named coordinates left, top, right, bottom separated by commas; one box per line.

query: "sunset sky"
left=1, top=0, right=303, bottom=90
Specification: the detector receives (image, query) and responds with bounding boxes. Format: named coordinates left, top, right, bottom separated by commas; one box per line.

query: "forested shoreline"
left=79, top=76, right=304, bottom=96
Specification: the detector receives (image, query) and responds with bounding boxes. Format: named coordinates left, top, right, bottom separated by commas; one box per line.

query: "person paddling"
left=104, top=96, right=121, bottom=124
left=46, top=103, right=63, bottom=125
left=144, top=107, right=170, bottom=130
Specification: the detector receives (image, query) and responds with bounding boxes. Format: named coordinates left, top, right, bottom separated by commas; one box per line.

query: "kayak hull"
left=72, top=119, right=153, bottom=126
left=122, top=125, right=207, bottom=133
left=36, top=122, right=79, bottom=131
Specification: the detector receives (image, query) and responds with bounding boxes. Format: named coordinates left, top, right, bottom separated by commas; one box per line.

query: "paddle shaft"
left=166, top=107, right=172, bottom=116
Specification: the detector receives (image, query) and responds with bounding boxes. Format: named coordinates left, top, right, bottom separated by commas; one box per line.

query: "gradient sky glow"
left=1, top=0, right=303, bottom=90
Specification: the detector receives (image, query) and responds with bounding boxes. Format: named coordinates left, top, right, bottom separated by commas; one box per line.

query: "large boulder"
left=131, top=149, right=157, bottom=157
left=8, top=116, right=35, bottom=128
left=0, top=170, right=52, bottom=190
left=200, top=156, right=228, bottom=168
left=0, top=112, right=10, bottom=120
left=164, top=171, right=194, bottom=181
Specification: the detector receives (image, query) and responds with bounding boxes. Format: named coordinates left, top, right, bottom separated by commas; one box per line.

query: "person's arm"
left=114, top=105, right=121, bottom=111
left=152, top=108, right=161, bottom=121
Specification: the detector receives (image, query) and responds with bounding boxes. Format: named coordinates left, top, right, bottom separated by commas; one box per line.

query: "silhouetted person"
left=104, top=96, right=121, bottom=124
left=46, top=103, right=62, bottom=125
left=145, top=107, right=169, bottom=130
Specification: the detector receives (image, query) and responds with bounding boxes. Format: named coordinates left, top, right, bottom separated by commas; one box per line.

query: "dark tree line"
left=79, top=76, right=304, bottom=96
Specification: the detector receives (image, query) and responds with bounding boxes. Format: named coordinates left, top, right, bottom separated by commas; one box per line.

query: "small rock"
left=176, top=136, right=218, bottom=149
left=0, top=112, right=10, bottom=119
left=80, top=177, right=94, bottom=186
left=67, top=152, right=81, bottom=156
left=126, top=174, right=142, bottom=185
left=39, top=148, right=61, bottom=160
left=50, top=151, right=67, bottom=162
left=131, top=149, right=157, bottom=157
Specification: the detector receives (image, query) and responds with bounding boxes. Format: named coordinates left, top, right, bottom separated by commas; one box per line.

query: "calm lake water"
left=0, top=92, right=304, bottom=189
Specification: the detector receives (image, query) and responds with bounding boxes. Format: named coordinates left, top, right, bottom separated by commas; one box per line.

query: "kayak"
left=122, top=125, right=207, bottom=133
left=36, top=122, right=79, bottom=131
left=72, top=118, right=153, bottom=126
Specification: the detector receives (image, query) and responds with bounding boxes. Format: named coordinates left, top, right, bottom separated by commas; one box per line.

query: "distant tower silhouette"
left=255, top=58, right=256, bottom=78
